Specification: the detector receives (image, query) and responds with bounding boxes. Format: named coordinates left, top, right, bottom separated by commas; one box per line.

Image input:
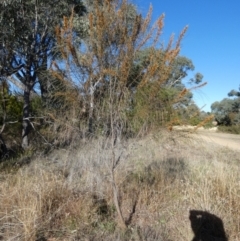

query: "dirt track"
left=193, top=130, right=240, bottom=152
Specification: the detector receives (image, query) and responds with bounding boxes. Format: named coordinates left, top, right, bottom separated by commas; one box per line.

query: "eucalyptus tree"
left=126, top=48, right=204, bottom=130
left=211, top=86, right=240, bottom=125
left=0, top=0, right=86, bottom=149
left=129, top=52, right=204, bottom=107
left=211, top=99, right=235, bottom=125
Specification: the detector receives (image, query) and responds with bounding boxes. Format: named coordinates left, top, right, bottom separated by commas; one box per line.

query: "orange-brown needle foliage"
left=52, top=0, right=200, bottom=137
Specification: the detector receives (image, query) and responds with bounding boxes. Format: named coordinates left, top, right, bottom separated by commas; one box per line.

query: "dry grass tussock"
left=0, top=130, right=240, bottom=241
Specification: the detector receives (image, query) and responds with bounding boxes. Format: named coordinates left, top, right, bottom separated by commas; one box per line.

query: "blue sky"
left=132, top=0, right=240, bottom=112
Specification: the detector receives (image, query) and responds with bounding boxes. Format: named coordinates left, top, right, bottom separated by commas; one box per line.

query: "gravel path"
left=193, top=130, right=240, bottom=151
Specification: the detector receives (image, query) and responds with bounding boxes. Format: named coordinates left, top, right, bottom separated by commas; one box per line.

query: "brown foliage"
left=51, top=0, right=193, bottom=139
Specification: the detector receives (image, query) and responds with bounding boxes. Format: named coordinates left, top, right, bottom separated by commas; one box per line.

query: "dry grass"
left=0, top=130, right=239, bottom=240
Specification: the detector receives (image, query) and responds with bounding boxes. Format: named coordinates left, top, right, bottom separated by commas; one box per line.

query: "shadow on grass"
left=189, top=210, right=228, bottom=241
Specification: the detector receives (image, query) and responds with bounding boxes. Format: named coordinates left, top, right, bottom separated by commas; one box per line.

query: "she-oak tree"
left=52, top=0, right=206, bottom=228
left=53, top=0, right=205, bottom=136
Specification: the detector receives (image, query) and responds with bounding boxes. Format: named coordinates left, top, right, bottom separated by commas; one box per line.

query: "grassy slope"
left=0, top=130, right=239, bottom=241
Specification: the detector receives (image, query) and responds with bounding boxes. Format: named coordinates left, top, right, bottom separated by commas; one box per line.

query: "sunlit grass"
left=0, top=130, right=239, bottom=240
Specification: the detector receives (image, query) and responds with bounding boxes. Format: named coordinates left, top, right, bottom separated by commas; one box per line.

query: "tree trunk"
left=22, top=56, right=33, bottom=150
left=22, top=86, right=31, bottom=150
left=0, top=133, right=8, bottom=158
left=21, top=48, right=35, bottom=150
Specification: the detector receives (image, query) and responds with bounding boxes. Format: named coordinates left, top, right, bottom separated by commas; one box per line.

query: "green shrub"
left=218, top=125, right=240, bottom=134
